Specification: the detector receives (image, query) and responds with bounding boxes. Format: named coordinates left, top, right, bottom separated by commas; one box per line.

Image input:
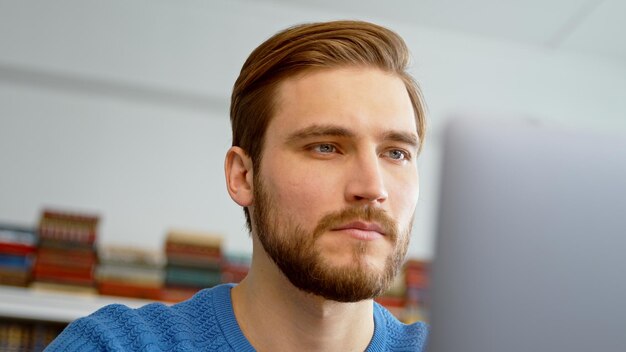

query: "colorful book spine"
left=0, top=320, right=66, bottom=352
left=162, top=229, right=224, bottom=302
left=0, top=224, right=36, bottom=287
left=96, top=244, right=164, bottom=300
left=33, top=209, right=100, bottom=288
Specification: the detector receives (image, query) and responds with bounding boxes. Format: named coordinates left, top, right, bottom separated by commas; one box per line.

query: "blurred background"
left=1, top=0, right=625, bottom=261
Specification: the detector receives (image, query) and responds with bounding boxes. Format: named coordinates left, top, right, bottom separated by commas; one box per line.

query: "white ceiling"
left=258, top=0, right=626, bottom=64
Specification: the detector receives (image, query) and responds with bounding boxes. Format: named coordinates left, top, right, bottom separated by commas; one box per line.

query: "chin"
left=330, top=253, right=388, bottom=273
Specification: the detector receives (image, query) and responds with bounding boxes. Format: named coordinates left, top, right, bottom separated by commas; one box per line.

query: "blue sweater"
left=46, top=284, right=428, bottom=351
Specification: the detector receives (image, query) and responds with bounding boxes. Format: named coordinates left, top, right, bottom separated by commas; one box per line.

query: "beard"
left=252, top=175, right=412, bottom=303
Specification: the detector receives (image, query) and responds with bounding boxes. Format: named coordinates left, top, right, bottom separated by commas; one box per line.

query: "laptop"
left=427, top=116, right=626, bottom=352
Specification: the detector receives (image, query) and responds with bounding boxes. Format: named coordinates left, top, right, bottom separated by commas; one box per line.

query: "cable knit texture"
left=46, top=284, right=428, bottom=351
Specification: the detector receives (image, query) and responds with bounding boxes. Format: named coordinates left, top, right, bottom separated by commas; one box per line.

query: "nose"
left=344, top=152, right=388, bottom=204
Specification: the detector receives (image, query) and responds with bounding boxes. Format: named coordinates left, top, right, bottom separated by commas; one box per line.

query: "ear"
left=224, top=146, right=254, bottom=207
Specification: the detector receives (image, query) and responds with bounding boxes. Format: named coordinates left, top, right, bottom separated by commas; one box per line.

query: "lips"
left=332, top=221, right=386, bottom=236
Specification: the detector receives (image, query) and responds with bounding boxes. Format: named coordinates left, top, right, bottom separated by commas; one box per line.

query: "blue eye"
left=387, top=149, right=409, bottom=161
left=314, top=144, right=336, bottom=154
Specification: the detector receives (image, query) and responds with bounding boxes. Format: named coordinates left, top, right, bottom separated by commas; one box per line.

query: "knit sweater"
left=46, top=284, right=428, bottom=351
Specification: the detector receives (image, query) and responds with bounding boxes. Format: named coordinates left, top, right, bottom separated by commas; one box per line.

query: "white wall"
left=1, top=1, right=625, bottom=259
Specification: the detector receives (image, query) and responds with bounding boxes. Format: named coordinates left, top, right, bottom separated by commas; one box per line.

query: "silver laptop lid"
left=428, top=117, right=626, bottom=352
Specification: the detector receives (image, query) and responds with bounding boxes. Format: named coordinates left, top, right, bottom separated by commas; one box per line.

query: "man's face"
left=251, top=67, right=420, bottom=302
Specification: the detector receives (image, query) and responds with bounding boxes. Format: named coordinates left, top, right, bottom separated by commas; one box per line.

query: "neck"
left=231, top=241, right=375, bottom=352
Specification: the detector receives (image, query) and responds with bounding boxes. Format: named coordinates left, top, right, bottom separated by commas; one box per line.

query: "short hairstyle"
left=230, top=20, right=427, bottom=230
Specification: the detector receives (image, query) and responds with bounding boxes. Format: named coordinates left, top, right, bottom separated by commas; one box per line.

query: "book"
left=33, top=209, right=100, bottom=288
left=0, top=225, right=37, bottom=246
left=96, top=263, right=164, bottom=286
left=159, top=286, right=198, bottom=303
left=33, top=264, right=95, bottom=286
left=99, top=245, right=164, bottom=267
left=0, top=254, right=32, bottom=269
left=0, top=267, right=30, bottom=286
left=0, top=242, right=37, bottom=256
left=221, top=253, right=250, bottom=284
left=95, top=244, right=165, bottom=300
left=165, top=265, right=222, bottom=288
left=165, top=229, right=223, bottom=249
left=38, top=210, right=99, bottom=245
left=98, top=281, right=162, bottom=300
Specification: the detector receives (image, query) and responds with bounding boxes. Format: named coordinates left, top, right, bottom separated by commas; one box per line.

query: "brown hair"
left=230, top=20, right=427, bottom=229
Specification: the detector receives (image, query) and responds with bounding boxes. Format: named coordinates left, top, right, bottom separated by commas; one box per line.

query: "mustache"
left=312, top=206, right=398, bottom=241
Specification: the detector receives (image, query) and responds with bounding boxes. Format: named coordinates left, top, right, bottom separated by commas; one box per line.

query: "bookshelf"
left=0, top=213, right=427, bottom=350
left=0, top=285, right=156, bottom=323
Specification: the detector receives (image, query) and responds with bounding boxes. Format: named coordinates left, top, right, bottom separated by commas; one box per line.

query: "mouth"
left=331, top=221, right=386, bottom=241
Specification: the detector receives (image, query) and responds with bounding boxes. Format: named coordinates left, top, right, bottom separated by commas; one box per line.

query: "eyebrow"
left=381, top=131, right=420, bottom=149
left=285, top=124, right=419, bottom=149
left=285, top=124, right=355, bottom=144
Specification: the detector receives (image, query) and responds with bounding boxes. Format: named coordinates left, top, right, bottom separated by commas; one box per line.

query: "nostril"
left=352, top=192, right=387, bottom=204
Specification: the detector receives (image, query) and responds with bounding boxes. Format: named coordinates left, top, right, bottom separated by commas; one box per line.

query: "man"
left=47, top=20, right=428, bottom=351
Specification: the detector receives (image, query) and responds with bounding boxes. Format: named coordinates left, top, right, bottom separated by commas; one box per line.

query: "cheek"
left=388, top=173, right=420, bottom=224
left=265, top=168, right=334, bottom=226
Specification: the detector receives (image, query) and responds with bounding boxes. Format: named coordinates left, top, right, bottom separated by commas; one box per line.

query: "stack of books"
left=374, top=258, right=430, bottom=323
left=0, top=320, right=65, bottom=352
left=221, top=253, right=250, bottom=284
left=96, top=245, right=164, bottom=300
left=0, top=225, right=37, bottom=287
left=375, top=272, right=408, bottom=319
left=403, top=259, right=430, bottom=323
left=32, top=210, right=99, bottom=293
left=162, top=230, right=223, bottom=302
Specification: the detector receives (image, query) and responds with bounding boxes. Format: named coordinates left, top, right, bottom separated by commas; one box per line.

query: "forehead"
left=267, top=67, right=417, bottom=141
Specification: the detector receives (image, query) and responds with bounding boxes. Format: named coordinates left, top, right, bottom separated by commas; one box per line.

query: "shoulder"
left=45, top=303, right=163, bottom=351
left=370, top=302, right=429, bottom=352
left=46, top=284, right=235, bottom=351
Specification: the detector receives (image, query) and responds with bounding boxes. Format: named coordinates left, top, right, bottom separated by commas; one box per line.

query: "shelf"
left=0, top=285, right=158, bottom=323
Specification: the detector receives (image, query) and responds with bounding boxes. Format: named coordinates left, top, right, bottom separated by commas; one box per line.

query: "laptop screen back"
left=427, top=117, right=626, bottom=352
